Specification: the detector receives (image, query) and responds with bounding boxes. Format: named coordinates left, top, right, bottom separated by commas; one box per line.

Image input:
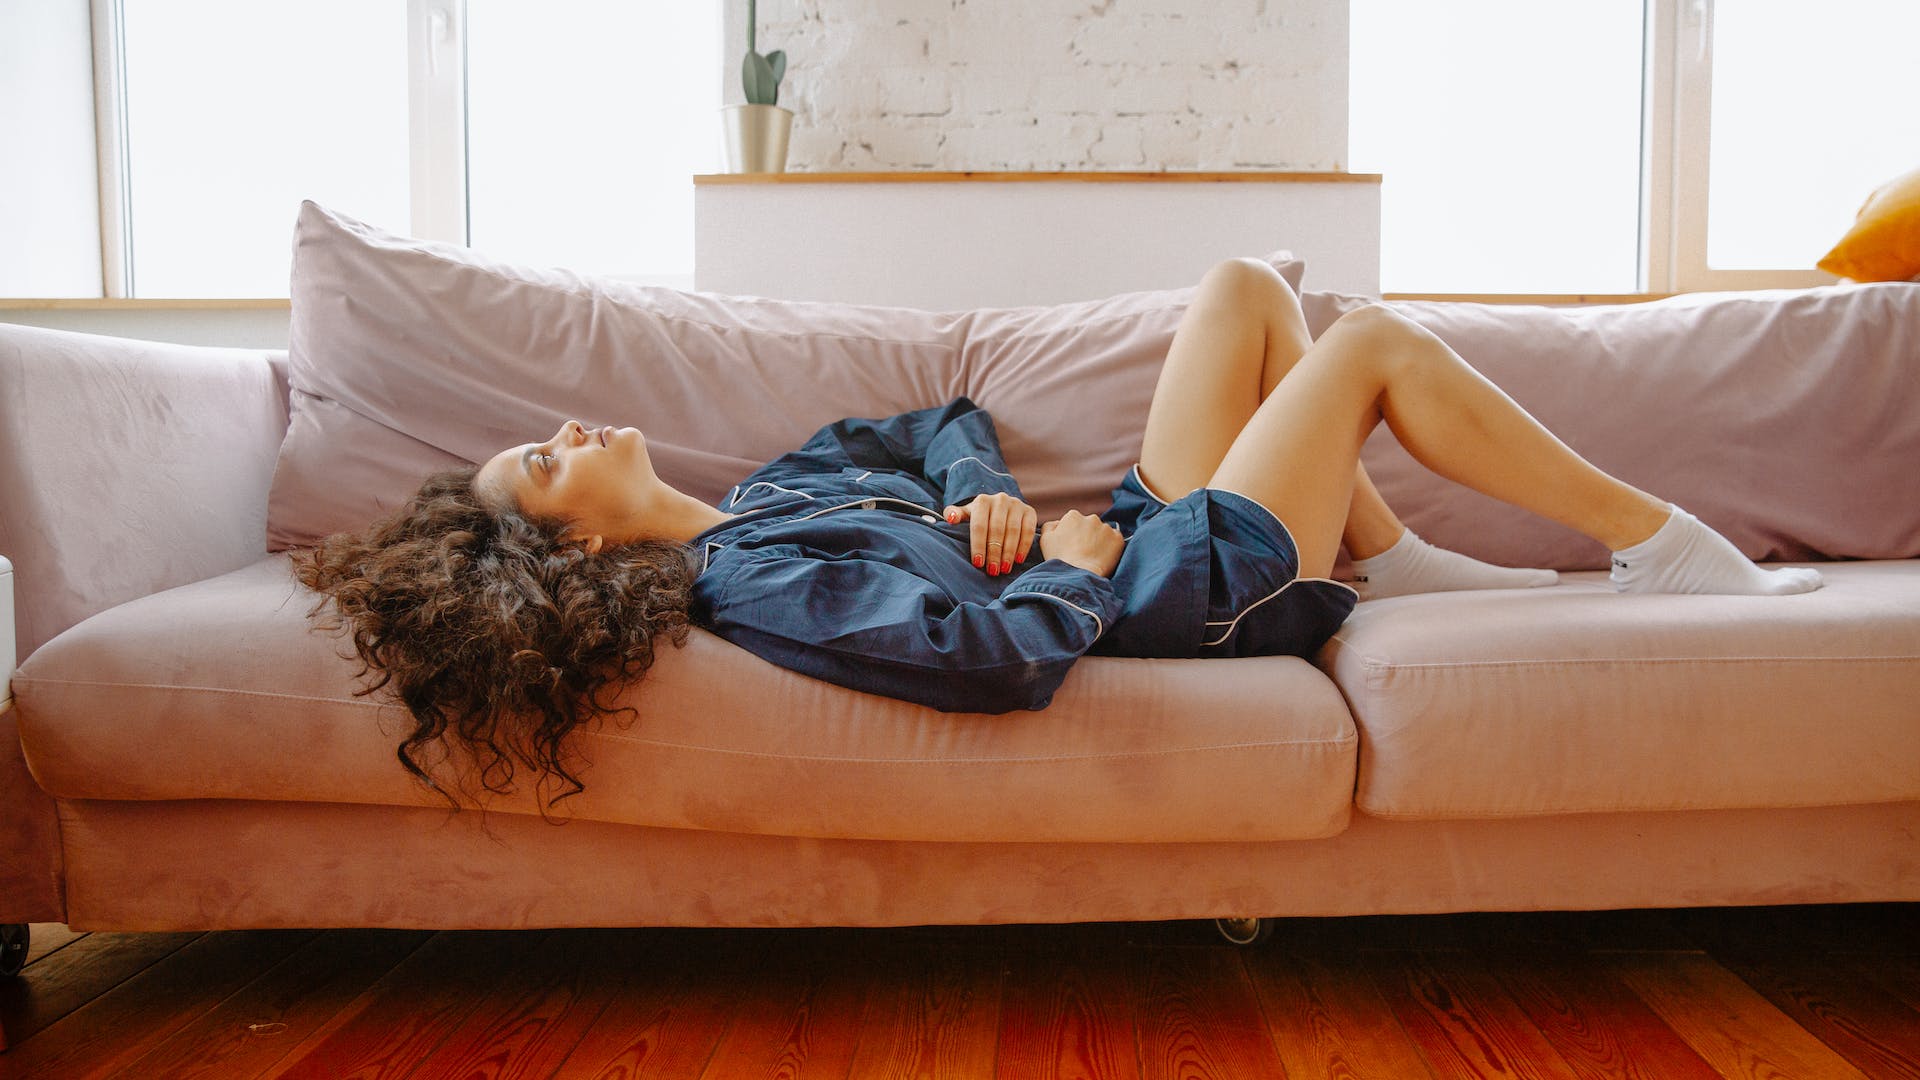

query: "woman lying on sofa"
left=295, top=258, right=1820, bottom=807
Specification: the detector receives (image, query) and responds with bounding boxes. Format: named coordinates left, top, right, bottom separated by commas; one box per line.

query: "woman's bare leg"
left=1209, top=304, right=1673, bottom=580
left=1342, top=466, right=1407, bottom=561
left=1133, top=259, right=1405, bottom=559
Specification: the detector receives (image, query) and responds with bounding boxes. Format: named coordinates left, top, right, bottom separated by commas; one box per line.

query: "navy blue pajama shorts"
left=1087, top=464, right=1359, bottom=660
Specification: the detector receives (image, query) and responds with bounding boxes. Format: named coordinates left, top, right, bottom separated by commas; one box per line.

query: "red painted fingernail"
left=974, top=555, right=984, bottom=567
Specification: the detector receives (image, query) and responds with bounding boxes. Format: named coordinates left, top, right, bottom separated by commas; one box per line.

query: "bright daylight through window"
left=465, top=0, right=720, bottom=287
left=1349, top=0, right=1644, bottom=294
left=117, top=0, right=719, bottom=297
left=121, top=0, right=410, bottom=297
left=1351, top=0, right=1920, bottom=294
left=1705, top=0, right=1920, bottom=270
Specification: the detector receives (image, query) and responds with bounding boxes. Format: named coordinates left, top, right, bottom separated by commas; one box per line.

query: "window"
left=1349, top=1, right=1644, bottom=294
left=118, top=1, right=411, bottom=297
left=1675, top=0, right=1920, bottom=289
left=464, top=1, right=721, bottom=284
left=93, top=0, right=719, bottom=297
left=1352, top=0, right=1920, bottom=294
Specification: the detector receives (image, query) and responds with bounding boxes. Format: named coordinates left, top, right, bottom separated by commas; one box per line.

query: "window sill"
left=1383, top=292, right=1673, bottom=305
left=1, top=293, right=1683, bottom=309
left=694, top=170, right=1382, bottom=185
left=0, top=298, right=290, bottom=310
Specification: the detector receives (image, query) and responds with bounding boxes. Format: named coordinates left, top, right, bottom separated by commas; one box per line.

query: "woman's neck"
left=646, top=486, right=737, bottom=545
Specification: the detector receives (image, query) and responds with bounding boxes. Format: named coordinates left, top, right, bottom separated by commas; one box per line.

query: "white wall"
left=724, top=0, right=1349, bottom=172
left=697, top=177, right=1379, bottom=306
left=0, top=0, right=103, bottom=297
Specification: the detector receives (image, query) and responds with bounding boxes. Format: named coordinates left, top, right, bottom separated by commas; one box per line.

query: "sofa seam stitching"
left=584, top=735, right=1359, bottom=766
left=1356, top=793, right=1920, bottom=820
left=12, top=678, right=1359, bottom=765
left=1351, top=654, right=1920, bottom=671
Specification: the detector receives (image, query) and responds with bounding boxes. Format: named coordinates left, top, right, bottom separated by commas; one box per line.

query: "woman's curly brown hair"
left=290, top=465, right=695, bottom=814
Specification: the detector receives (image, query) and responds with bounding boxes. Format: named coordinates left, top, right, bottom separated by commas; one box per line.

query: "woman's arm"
left=815, top=397, right=1023, bottom=509
left=696, top=549, right=1121, bottom=713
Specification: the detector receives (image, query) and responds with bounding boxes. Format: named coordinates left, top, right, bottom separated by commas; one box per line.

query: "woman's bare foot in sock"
left=1609, top=505, right=1823, bottom=595
left=1350, top=528, right=1558, bottom=601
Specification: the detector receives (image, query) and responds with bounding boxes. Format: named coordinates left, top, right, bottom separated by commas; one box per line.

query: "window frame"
left=1648, top=0, right=1837, bottom=292
left=86, top=0, right=486, bottom=298
left=83, top=0, right=1852, bottom=298
left=408, top=0, right=468, bottom=248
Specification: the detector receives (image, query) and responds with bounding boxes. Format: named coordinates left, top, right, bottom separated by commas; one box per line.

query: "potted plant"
left=721, top=0, right=792, bottom=173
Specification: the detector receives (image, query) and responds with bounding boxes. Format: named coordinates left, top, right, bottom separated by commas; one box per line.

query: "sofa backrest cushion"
left=268, top=201, right=1302, bottom=549
left=1305, top=285, right=1920, bottom=570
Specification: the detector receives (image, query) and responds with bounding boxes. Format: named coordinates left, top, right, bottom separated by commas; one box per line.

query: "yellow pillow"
left=1819, top=165, right=1920, bottom=282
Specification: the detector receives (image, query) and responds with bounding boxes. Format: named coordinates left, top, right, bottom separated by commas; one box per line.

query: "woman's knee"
left=1328, top=302, right=1419, bottom=338
left=1199, top=257, right=1298, bottom=307
left=1323, top=304, right=1439, bottom=370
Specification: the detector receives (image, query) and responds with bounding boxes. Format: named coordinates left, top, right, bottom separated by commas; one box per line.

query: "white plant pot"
left=722, top=104, right=794, bottom=174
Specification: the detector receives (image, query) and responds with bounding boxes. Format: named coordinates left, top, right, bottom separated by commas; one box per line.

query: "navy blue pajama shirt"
left=687, top=397, right=1357, bottom=714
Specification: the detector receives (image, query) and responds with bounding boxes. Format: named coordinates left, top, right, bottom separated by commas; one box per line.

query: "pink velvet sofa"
left=3, top=204, right=1917, bottom=942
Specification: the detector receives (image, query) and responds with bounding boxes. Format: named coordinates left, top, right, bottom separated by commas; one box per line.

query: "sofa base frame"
left=40, top=797, right=1920, bottom=931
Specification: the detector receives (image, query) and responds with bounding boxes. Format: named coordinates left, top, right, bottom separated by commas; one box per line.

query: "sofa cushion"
left=1304, top=283, right=1920, bottom=572
left=1321, top=562, right=1920, bottom=820
left=269, top=201, right=1303, bottom=548
left=13, top=555, right=1358, bottom=844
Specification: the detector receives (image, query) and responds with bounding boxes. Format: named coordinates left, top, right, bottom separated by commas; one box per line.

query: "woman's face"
left=475, top=419, right=657, bottom=546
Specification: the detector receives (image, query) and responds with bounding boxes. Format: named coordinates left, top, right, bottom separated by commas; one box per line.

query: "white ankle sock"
left=1349, top=528, right=1559, bottom=601
left=1609, top=505, right=1823, bottom=595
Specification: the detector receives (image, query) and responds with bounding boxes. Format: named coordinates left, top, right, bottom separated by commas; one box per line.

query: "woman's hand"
left=1039, top=510, right=1126, bottom=578
left=945, top=492, right=1037, bottom=577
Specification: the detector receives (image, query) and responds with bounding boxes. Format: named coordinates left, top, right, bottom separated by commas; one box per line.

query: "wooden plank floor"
left=1, top=903, right=1915, bottom=1078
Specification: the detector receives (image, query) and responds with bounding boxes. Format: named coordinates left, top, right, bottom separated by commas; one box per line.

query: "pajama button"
left=859, top=500, right=876, bottom=509
left=921, top=514, right=939, bottom=523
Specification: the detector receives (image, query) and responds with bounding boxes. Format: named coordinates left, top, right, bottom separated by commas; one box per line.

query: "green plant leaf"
left=767, top=49, right=786, bottom=87
left=743, top=51, right=775, bottom=105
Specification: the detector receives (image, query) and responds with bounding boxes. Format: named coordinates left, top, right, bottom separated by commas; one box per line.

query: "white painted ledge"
left=695, top=171, right=1381, bottom=308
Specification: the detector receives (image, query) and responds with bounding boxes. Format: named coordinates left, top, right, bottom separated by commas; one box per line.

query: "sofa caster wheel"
left=0, top=924, right=27, bottom=976
left=1214, top=917, right=1273, bottom=947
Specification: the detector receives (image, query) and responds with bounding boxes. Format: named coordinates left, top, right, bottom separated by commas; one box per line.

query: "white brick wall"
left=723, top=0, right=1348, bottom=172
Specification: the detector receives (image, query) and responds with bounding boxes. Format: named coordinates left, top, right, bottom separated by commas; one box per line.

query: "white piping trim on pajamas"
left=1200, top=484, right=1360, bottom=603
left=730, top=480, right=816, bottom=507
left=1201, top=579, right=1300, bottom=646
left=1201, top=576, right=1359, bottom=646
left=1194, top=484, right=1359, bottom=647
left=795, top=495, right=943, bottom=522
left=701, top=494, right=956, bottom=576
left=1010, top=589, right=1106, bottom=639
left=1131, top=463, right=1173, bottom=506
left=948, top=456, right=1017, bottom=480
left=1206, top=484, right=1293, bottom=544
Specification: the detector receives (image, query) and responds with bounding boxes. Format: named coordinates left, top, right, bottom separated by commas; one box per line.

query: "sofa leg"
left=1213, top=916, right=1274, bottom=946
left=0, top=923, right=27, bottom=976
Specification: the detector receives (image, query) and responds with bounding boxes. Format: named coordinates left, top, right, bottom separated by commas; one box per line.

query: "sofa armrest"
left=0, top=324, right=291, bottom=662
left=0, top=555, right=62, bottom=922
left=1, top=555, right=13, bottom=706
